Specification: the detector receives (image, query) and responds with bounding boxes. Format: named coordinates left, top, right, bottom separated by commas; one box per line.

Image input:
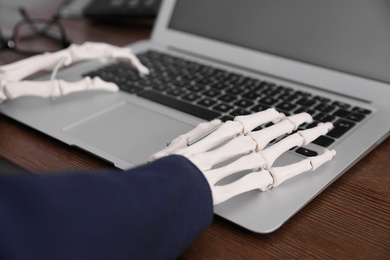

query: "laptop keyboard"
left=83, top=50, right=372, bottom=155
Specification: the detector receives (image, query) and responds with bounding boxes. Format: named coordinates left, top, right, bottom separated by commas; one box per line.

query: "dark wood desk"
left=0, top=2, right=389, bottom=259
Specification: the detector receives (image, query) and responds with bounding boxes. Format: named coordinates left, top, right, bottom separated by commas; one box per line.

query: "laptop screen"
left=168, top=0, right=390, bottom=84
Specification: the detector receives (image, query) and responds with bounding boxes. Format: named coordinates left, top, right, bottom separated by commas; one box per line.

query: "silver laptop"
left=1, top=0, right=389, bottom=233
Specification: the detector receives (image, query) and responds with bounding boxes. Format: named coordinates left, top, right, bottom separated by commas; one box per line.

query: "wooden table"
left=1, top=2, right=389, bottom=259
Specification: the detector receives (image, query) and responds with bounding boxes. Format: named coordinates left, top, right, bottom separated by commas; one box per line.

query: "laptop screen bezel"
left=151, top=0, right=389, bottom=104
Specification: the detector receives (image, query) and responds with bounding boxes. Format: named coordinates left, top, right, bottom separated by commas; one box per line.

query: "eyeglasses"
left=0, top=0, right=72, bottom=55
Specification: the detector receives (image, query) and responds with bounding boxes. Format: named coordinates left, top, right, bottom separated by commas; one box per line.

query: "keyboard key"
left=258, top=96, right=279, bottom=106
left=352, top=106, right=372, bottom=114
left=294, top=107, right=317, bottom=116
left=333, top=109, right=351, bottom=118
left=313, top=96, right=331, bottom=103
left=327, top=119, right=356, bottom=138
left=315, top=103, right=336, bottom=113
left=295, top=91, right=312, bottom=97
left=234, top=99, right=254, bottom=108
left=313, top=113, right=336, bottom=122
left=242, top=91, right=260, bottom=100
left=227, top=86, right=245, bottom=95
left=210, top=81, right=228, bottom=90
left=182, top=93, right=201, bottom=102
left=219, top=94, right=237, bottom=103
left=230, top=108, right=251, bottom=117
left=203, top=88, right=221, bottom=98
left=306, top=121, right=320, bottom=129
left=197, top=98, right=217, bottom=107
left=150, top=82, right=169, bottom=92
left=296, top=98, right=316, bottom=107
left=333, top=101, right=351, bottom=109
left=346, top=113, right=365, bottom=122
left=295, top=147, right=318, bottom=157
left=138, top=90, right=221, bottom=120
left=213, top=103, right=233, bottom=113
left=188, top=84, right=205, bottom=92
left=276, top=102, right=298, bottom=112
left=263, top=88, right=279, bottom=96
left=312, top=135, right=335, bottom=147
left=251, top=104, right=270, bottom=112
left=282, top=94, right=301, bottom=102
left=219, top=115, right=234, bottom=122
left=260, top=81, right=276, bottom=89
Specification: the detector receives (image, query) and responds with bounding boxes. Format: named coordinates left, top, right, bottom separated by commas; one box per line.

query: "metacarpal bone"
left=248, top=120, right=295, bottom=151
left=0, top=50, right=72, bottom=84
left=204, top=152, right=266, bottom=185
left=66, top=42, right=149, bottom=75
left=188, top=135, right=257, bottom=171
left=212, top=170, right=273, bottom=205
left=269, top=149, right=336, bottom=187
left=269, top=159, right=312, bottom=187
left=259, top=133, right=304, bottom=168
left=149, top=119, right=221, bottom=161
left=234, top=108, right=283, bottom=134
left=175, top=120, right=243, bottom=156
left=3, top=77, right=118, bottom=99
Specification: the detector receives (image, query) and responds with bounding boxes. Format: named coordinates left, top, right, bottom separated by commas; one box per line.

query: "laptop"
left=1, top=0, right=389, bottom=233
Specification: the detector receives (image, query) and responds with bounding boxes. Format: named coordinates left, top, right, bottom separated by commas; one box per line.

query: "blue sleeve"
left=0, top=155, right=213, bottom=260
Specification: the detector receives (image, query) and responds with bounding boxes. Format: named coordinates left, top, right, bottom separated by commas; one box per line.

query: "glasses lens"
left=14, top=21, right=66, bottom=53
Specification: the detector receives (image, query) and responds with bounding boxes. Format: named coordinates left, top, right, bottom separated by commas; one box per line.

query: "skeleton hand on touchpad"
left=150, top=108, right=336, bottom=205
left=0, top=42, right=148, bottom=103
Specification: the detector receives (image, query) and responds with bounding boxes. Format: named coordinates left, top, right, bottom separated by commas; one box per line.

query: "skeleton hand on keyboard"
left=150, top=108, right=336, bottom=205
left=1, top=42, right=336, bottom=206
left=0, top=42, right=149, bottom=103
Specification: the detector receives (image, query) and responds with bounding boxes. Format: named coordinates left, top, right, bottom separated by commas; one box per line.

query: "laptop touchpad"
left=63, top=102, right=193, bottom=166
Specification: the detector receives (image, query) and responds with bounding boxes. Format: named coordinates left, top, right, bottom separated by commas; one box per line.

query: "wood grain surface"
left=0, top=1, right=389, bottom=259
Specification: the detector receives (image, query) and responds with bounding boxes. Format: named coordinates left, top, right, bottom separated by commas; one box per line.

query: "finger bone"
left=149, top=119, right=221, bottom=161
left=149, top=136, right=187, bottom=161
left=0, top=50, right=70, bottom=84
left=177, top=120, right=243, bottom=156
left=188, top=135, right=256, bottom=171
left=269, top=148, right=336, bottom=187
left=269, top=159, right=312, bottom=187
left=285, top=112, right=313, bottom=130
left=260, top=133, right=304, bottom=168
left=4, top=80, right=60, bottom=99
left=211, top=170, right=273, bottom=205
left=186, top=120, right=222, bottom=145
left=247, top=119, right=295, bottom=151
left=68, top=42, right=149, bottom=76
left=234, top=108, right=282, bottom=134
left=3, top=77, right=118, bottom=99
left=298, top=122, right=333, bottom=146
left=309, top=149, right=336, bottom=170
left=204, top=152, right=266, bottom=185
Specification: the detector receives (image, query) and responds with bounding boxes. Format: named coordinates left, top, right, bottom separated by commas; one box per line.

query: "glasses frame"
left=0, top=1, right=72, bottom=55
